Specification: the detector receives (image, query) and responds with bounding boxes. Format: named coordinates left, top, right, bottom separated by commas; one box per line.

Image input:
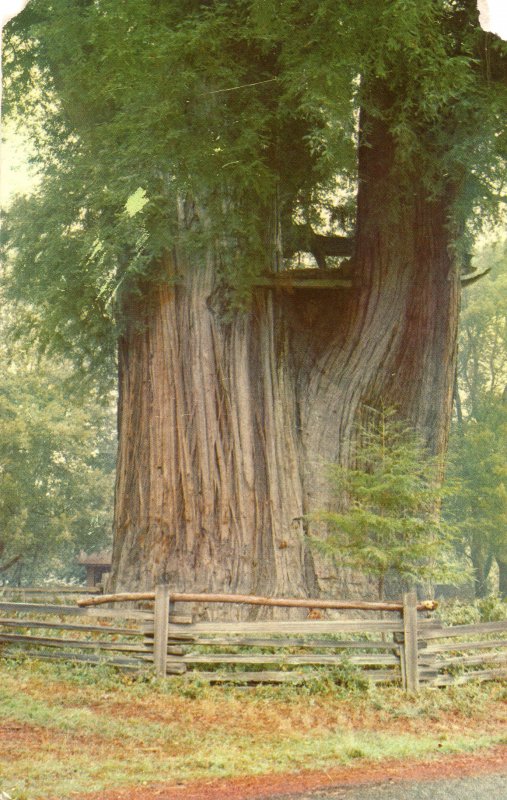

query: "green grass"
left=0, top=658, right=505, bottom=799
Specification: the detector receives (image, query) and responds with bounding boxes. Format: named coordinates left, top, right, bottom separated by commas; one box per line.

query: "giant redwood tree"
left=3, top=1, right=506, bottom=599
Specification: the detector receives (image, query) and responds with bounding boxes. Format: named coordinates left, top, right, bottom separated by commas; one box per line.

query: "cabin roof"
left=77, top=549, right=112, bottom=567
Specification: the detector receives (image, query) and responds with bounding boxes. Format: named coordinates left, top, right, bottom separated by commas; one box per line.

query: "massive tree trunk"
left=291, top=110, right=460, bottom=596
left=111, top=243, right=318, bottom=601
left=109, top=112, right=461, bottom=604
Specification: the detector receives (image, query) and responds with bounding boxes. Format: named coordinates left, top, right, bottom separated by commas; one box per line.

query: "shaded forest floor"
left=0, top=659, right=505, bottom=799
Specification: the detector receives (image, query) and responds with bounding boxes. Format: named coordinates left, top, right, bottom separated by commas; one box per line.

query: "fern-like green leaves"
left=311, top=407, right=465, bottom=597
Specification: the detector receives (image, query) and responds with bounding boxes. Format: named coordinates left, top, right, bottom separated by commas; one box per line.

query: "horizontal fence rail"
left=0, top=585, right=99, bottom=595
left=417, top=619, right=507, bottom=687
left=0, top=598, right=155, bottom=672
left=143, top=587, right=426, bottom=688
left=0, top=587, right=505, bottom=691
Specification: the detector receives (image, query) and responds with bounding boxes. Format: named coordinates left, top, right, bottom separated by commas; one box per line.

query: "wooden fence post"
left=153, top=584, right=170, bottom=677
left=402, top=591, right=419, bottom=693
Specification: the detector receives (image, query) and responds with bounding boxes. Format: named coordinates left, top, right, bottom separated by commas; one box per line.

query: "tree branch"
left=461, top=267, right=491, bottom=287
left=0, top=554, right=22, bottom=574
left=283, top=224, right=354, bottom=268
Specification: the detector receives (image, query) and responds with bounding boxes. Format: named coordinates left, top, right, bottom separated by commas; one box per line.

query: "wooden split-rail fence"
left=0, top=587, right=506, bottom=691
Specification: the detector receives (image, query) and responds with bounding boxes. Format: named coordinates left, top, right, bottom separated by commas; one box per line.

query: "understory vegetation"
left=0, top=657, right=505, bottom=799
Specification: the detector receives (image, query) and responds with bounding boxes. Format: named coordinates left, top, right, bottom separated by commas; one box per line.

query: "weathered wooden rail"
left=0, top=598, right=157, bottom=672
left=417, top=619, right=507, bottom=687
left=75, top=587, right=432, bottom=688
left=0, top=585, right=99, bottom=596
left=1, top=588, right=505, bottom=691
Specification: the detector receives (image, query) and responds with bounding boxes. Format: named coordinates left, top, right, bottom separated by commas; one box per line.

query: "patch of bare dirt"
left=0, top=720, right=53, bottom=757
left=0, top=719, right=112, bottom=762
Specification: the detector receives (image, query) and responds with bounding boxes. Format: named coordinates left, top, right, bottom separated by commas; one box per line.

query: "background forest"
left=0, top=312, right=116, bottom=584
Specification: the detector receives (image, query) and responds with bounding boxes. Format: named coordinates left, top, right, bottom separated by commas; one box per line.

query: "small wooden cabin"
left=77, top=549, right=112, bottom=588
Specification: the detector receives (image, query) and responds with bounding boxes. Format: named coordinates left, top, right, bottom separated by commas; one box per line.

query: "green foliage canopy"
left=458, top=244, right=507, bottom=417
left=0, top=315, right=116, bottom=584
left=2, top=1, right=507, bottom=369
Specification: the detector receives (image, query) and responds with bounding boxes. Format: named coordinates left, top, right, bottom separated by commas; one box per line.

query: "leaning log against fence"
left=77, top=591, right=438, bottom=612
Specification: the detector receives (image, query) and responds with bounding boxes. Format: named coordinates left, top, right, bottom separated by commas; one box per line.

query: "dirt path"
left=76, top=746, right=507, bottom=800
left=284, top=772, right=507, bottom=799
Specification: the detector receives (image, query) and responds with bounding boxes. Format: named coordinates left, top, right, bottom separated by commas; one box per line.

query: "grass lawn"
left=0, top=657, right=505, bottom=799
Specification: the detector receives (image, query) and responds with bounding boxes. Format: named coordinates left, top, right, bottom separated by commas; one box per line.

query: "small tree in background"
left=447, top=398, right=507, bottom=598
left=449, top=253, right=507, bottom=598
left=311, top=407, right=465, bottom=600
